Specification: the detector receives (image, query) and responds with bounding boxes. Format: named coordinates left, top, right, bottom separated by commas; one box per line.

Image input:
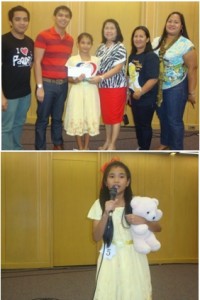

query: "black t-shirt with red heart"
left=2, top=32, right=34, bottom=99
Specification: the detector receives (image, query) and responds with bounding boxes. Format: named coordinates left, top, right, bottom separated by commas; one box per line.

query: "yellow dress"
left=64, top=55, right=100, bottom=136
left=88, top=199, right=152, bottom=300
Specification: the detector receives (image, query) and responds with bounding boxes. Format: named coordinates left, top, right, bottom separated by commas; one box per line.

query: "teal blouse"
left=152, top=36, right=194, bottom=89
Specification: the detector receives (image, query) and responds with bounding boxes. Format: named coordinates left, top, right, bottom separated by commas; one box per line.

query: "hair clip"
left=100, top=157, right=121, bottom=173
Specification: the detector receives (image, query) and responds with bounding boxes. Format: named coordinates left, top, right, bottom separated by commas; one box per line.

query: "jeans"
left=131, top=100, right=155, bottom=150
left=156, top=78, right=188, bottom=150
left=35, top=81, right=68, bottom=150
left=2, top=94, right=31, bottom=150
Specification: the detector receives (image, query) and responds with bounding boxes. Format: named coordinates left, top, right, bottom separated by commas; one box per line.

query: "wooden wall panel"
left=52, top=153, right=98, bottom=266
left=1, top=155, right=6, bottom=266
left=170, top=155, right=198, bottom=262
left=1, top=152, right=52, bottom=269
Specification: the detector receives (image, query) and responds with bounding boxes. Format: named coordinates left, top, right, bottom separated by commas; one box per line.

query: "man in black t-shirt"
left=2, top=5, right=34, bottom=150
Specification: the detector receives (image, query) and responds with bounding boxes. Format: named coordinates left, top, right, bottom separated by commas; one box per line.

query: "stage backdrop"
left=2, top=1, right=199, bottom=130
left=2, top=152, right=198, bottom=269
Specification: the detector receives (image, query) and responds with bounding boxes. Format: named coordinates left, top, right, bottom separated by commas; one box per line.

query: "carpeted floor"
left=21, top=124, right=199, bottom=151
left=1, top=264, right=198, bottom=300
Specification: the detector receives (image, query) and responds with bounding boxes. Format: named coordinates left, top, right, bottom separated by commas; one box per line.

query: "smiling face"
left=78, top=36, right=93, bottom=55
left=10, top=11, right=29, bottom=36
left=103, top=21, right=117, bottom=43
left=133, top=29, right=149, bottom=54
left=54, top=9, right=71, bottom=30
left=105, top=166, right=130, bottom=196
left=166, top=13, right=183, bottom=37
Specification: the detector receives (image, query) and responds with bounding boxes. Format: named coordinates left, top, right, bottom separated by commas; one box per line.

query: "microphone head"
left=109, top=185, right=118, bottom=200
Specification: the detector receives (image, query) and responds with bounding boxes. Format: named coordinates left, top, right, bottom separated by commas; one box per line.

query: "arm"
left=89, top=62, right=125, bottom=84
left=183, top=48, right=198, bottom=106
left=2, top=90, right=8, bottom=111
left=34, top=47, right=45, bottom=102
left=146, top=220, right=162, bottom=232
left=133, top=78, right=158, bottom=100
left=126, top=214, right=162, bottom=233
left=92, top=213, right=109, bottom=242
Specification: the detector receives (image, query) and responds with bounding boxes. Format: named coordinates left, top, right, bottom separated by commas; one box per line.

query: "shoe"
left=53, top=144, right=64, bottom=150
left=98, top=146, right=108, bottom=150
left=155, top=145, right=170, bottom=150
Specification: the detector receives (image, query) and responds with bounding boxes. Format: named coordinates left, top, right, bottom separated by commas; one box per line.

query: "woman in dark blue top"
left=128, top=26, right=159, bottom=150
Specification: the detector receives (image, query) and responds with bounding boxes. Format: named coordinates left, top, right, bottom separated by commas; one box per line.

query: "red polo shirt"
left=35, top=27, right=74, bottom=79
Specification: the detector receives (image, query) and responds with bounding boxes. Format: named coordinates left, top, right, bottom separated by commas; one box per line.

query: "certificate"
left=67, top=66, right=92, bottom=78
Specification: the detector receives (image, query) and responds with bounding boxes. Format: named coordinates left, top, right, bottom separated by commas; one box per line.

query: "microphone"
left=103, top=185, right=118, bottom=247
left=109, top=185, right=118, bottom=200
left=109, top=185, right=118, bottom=216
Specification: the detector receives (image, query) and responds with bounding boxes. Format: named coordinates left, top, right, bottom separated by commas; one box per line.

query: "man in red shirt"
left=34, top=5, right=74, bottom=150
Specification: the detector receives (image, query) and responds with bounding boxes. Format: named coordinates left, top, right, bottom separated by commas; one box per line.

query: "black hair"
left=154, top=11, right=189, bottom=51
left=99, top=161, right=133, bottom=215
left=130, top=26, right=153, bottom=55
left=77, top=32, right=93, bottom=44
left=8, top=5, right=30, bottom=22
left=53, top=6, right=72, bottom=19
left=101, top=19, right=124, bottom=44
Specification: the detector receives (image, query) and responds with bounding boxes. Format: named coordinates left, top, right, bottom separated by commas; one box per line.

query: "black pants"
left=131, top=100, right=155, bottom=150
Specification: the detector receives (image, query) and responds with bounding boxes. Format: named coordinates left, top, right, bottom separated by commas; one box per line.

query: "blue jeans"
left=35, top=81, right=68, bottom=150
left=2, top=94, right=31, bottom=150
left=156, top=78, right=188, bottom=150
left=131, top=100, right=155, bottom=150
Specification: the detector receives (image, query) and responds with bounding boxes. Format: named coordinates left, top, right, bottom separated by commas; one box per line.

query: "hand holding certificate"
left=67, top=66, right=91, bottom=78
left=67, top=61, right=98, bottom=79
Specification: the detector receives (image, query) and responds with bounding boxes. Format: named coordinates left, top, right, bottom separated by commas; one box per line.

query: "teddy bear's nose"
left=153, top=216, right=155, bottom=220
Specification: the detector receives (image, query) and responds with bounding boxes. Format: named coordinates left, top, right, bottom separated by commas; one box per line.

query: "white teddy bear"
left=130, top=196, right=163, bottom=255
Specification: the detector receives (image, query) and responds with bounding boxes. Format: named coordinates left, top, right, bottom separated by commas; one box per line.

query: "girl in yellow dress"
left=64, top=33, right=100, bottom=150
left=88, top=160, right=161, bottom=300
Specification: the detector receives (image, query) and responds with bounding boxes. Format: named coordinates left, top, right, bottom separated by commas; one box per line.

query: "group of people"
left=2, top=5, right=197, bottom=151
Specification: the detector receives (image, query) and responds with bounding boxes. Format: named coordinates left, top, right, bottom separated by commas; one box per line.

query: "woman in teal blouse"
left=152, top=11, right=197, bottom=150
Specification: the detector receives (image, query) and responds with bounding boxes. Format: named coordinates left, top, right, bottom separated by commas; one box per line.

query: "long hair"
left=154, top=11, right=190, bottom=51
left=130, top=26, right=153, bottom=55
left=99, top=161, right=133, bottom=215
left=101, top=19, right=124, bottom=44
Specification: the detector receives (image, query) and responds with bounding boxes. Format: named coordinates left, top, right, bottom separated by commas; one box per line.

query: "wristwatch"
left=37, top=83, right=43, bottom=88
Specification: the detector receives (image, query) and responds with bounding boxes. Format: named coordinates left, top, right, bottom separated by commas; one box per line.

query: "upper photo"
left=1, top=1, right=199, bottom=151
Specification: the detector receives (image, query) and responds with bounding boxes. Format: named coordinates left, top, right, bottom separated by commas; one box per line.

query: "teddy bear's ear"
left=153, top=198, right=159, bottom=206
left=131, top=196, right=141, bottom=209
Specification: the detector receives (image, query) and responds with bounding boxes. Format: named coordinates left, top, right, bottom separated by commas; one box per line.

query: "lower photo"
left=1, top=151, right=198, bottom=300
